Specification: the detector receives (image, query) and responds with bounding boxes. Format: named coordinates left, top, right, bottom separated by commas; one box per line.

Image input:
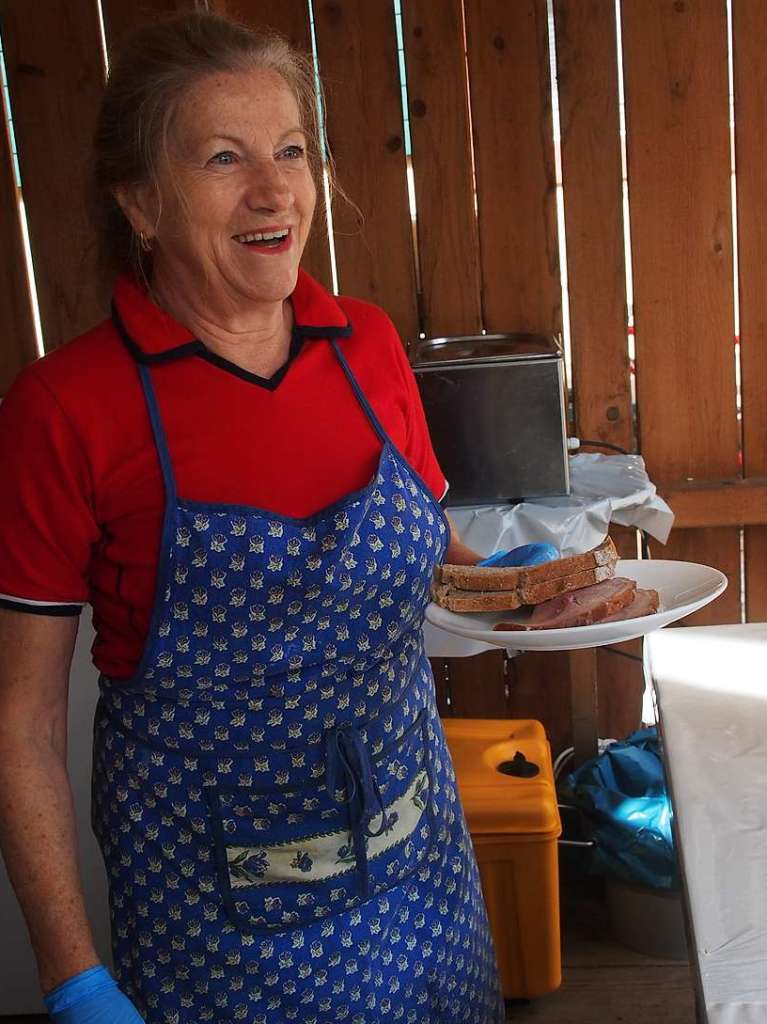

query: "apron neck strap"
left=138, top=363, right=178, bottom=506
left=331, top=340, right=390, bottom=447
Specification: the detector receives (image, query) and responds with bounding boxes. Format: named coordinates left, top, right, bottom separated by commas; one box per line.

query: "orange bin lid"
left=443, top=718, right=562, bottom=839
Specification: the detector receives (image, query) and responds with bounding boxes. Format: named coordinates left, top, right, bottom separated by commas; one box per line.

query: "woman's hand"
left=0, top=609, right=100, bottom=994
left=45, top=966, right=145, bottom=1023
left=443, top=512, right=484, bottom=565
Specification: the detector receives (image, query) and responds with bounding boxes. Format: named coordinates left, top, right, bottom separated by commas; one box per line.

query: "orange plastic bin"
left=443, top=718, right=562, bottom=999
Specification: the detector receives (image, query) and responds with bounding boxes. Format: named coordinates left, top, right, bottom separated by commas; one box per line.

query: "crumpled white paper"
left=568, top=453, right=674, bottom=544
left=449, top=452, right=673, bottom=559
left=423, top=453, right=674, bottom=657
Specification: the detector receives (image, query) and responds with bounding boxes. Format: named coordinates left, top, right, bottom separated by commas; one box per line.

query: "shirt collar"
left=112, top=269, right=353, bottom=364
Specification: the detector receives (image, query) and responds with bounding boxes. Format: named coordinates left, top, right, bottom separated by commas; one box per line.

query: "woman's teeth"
left=234, top=229, right=290, bottom=245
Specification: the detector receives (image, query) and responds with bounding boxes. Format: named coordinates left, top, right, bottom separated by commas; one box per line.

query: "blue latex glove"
left=44, top=966, right=145, bottom=1023
left=477, top=542, right=560, bottom=568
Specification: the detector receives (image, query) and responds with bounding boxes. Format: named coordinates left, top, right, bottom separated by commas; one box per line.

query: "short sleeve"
left=0, top=366, right=98, bottom=614
left=388, top=327, right=449, bottom=505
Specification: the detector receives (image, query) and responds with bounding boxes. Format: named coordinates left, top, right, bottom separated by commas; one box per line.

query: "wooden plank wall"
left=312, top=0, right=419, bottom=345
left=622, top=0, right=741, bottom=628
left=0, top=0, right=107, bottom=352
left=0, top=85, right=35, bottom=392
left=733, top=0, right=767, bottom=623
left=0, top=0, right=764, bottom=754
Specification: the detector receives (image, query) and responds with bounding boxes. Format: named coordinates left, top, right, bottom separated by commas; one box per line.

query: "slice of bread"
left=438, top=536, right=618, bottom=593
left=432, top=563, right=616, bottom=613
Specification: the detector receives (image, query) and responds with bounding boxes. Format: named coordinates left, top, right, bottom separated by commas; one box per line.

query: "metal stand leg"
left=568, top=648, right=599, bottom=767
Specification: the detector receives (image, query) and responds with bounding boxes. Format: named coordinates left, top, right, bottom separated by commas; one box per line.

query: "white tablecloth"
left=645, top=624, right=767, bottom=1024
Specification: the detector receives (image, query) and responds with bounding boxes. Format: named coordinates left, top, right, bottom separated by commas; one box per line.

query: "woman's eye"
left=280, top=145, right=305, bottom=160
left=209, top=151, right=237, bottom=166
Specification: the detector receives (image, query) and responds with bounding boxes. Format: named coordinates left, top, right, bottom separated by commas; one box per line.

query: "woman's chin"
left=226, top=262, right=300, bottom=306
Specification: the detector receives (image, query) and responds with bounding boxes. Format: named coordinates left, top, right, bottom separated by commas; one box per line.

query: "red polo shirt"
left=0, top=271, right=447, bottom=678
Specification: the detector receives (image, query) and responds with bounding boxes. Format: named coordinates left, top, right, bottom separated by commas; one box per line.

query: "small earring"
left=138, top=230, right=153, bottom=252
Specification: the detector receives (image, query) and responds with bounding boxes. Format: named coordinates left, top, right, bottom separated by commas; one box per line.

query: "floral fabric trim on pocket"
left=225, top=768, right=429, bottom=889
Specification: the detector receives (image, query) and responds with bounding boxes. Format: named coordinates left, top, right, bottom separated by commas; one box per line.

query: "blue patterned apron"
left=91, top=338, right=504, bottom=1023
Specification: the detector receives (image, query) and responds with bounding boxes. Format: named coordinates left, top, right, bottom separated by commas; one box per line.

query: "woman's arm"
left=0, top=609, right=100, bottom=993
left=443, top=512, right=483, bottom=566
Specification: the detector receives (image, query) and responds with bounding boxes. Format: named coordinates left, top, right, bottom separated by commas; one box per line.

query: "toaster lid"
left=411, top=332, right=563, bottom=367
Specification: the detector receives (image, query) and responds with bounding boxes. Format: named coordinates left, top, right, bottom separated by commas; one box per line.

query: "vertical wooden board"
left=0, top=113, right=36, bottom=392
left=662, top=526, right=741, bottom=624
left=216, top=0, right=310, bottom=50
left=455, top=0, right=588, bottom=742
left=744, top=527, right=767, bottom=621
left=622, top=0, right=737, bottom=479
left=402, top=0, right=482, bottom=337
left=428, top=658, right=452, bottom=717
left=597, top=641, right=644, bottom=738
left=213, top=0, right=333, bottom=291
left=610, top=525, right=639, bottom=559
left=312, top=0, right=419, bottom=346
left=733, top=0, right=767, bottom=478
left=556, top=0, right=632, bottom=450
left=442, top=650, right=511, bottom=718
left=465, top=0, right=560, bottom=335
left=430, top=653, right=510, bottom=719
left=101, top=0, right=200, bottom=56
left=568, top=648, right=599, bottom=765
left=510, top=651, right=572, bottom=757
left=732, top=1, right=767, bottom=622
left=622, top=0, right=740, bottom=620
left=0, top=0, right=108, bottom=349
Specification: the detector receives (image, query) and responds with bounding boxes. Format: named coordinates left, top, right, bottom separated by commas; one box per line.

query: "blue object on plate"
left=477, top=543, right=560, bottom=568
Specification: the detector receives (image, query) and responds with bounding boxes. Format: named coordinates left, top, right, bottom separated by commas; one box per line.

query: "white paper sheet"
left=645, top=624, right=767, bottom=1024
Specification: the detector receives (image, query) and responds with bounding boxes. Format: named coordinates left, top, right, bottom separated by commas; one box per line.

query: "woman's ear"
left=112, top=183, right=158, bottom=240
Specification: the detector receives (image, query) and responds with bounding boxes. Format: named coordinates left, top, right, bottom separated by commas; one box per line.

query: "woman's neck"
left=148, top=266, right=294, bottom=377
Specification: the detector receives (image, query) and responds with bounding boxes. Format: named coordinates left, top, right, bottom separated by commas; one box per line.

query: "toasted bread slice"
left=438, top=536, right=618, bottom=593
left=432, top=563, right=616, bottom=613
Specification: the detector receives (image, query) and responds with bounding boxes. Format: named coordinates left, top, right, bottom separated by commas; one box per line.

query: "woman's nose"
left=244, top=160, right=295, bottom=212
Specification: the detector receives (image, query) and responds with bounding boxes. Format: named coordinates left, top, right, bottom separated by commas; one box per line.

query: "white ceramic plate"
left=425, top=559, right=728, bottom=652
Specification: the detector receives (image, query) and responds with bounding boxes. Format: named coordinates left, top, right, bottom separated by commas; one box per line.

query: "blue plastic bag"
left=565, top=727, right=679, bottom=890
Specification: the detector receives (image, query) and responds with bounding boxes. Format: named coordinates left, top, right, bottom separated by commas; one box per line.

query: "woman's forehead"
left=174, top=68, right=303, bottom=148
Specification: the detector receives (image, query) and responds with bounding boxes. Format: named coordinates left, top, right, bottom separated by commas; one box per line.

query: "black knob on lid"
left=497, top=751, right=539, bottom=778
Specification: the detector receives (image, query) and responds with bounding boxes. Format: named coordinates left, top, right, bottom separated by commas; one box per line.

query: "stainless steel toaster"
left=411, top=333, right=569, bottom=506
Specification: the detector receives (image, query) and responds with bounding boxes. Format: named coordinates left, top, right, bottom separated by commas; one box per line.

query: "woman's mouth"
left=232, top=227, right=293, bottom=254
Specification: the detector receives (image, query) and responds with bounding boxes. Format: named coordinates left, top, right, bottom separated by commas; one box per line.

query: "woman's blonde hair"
left=90, top=10, right=329, bottom=285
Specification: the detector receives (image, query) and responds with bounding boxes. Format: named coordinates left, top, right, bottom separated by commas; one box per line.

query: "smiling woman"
left=113, top=65, right=318, bottom=375
left=0, top=10, right=500, bottom=1024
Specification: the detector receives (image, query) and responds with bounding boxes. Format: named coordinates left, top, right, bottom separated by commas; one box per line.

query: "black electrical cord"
left=577, top=438, right=630, bottom=456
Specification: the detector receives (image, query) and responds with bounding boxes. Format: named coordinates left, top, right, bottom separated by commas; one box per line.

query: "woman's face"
left=137, top=66, right=317, bottom=308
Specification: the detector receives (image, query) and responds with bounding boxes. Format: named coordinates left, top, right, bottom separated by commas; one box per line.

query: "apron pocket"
left=207, top=709, right=436, bottom=933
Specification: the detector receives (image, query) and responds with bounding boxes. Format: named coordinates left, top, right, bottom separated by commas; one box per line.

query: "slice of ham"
left=599, top=587, right=660, bottom=622
left=494, top=577, right=637, bottom=631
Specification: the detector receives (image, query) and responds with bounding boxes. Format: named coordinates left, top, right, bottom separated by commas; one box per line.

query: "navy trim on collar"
left=295, top=323, right=353, bottom=339
left=112, top=300, right=354, bottom=374
left=112, top=301, right=206, bottom=366
left=198, top=327, right=306, bottom=391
